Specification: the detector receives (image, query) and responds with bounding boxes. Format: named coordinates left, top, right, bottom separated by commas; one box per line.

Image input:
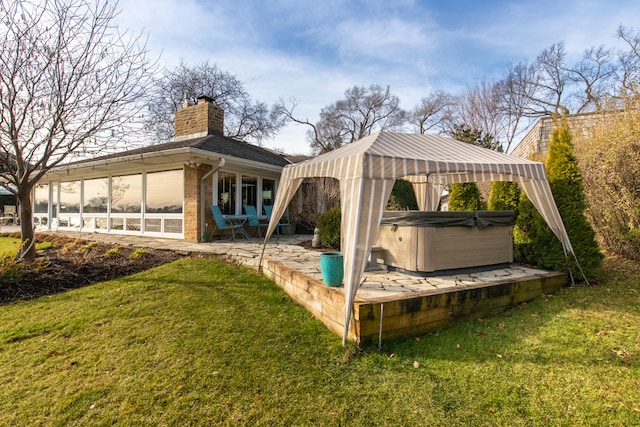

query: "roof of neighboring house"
left=285, top=154, right=313, bottom=163
left=69, top=133, right=290, bottom=168
left=511, top=111, right=615, bottom=159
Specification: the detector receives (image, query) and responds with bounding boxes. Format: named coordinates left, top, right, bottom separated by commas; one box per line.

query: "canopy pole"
left=570, top=252, right=590, bottom=286
left=342, top=303, right=355, bottom=347
left=257, top=239, right=267, bottom=273
left=378, top=303, right=384, bottom=351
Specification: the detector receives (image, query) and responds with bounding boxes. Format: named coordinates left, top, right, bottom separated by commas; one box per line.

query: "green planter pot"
left=320, top=252, right=344, bottom=287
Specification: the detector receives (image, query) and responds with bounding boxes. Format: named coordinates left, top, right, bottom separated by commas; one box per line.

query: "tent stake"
left=378, top=303, right=384, bottom=351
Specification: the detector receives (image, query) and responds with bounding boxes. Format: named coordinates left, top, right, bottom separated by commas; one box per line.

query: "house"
left=33, top=96, right=290, bottom=241
left=510, top=112, right=603, bottom=159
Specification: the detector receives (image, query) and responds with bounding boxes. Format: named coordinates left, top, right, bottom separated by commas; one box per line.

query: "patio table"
left=223, top=214, right=251, bottom=240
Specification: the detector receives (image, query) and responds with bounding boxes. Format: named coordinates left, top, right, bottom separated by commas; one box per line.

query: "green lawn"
left=0, top=253, right=638, bottom=426
left=0, top=236, right=22, bottom=257
left=0, top=236, right=53, bottom=257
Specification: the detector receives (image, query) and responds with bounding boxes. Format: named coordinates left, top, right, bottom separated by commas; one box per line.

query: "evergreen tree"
left=488, top=181, right=520, bottom=213
left=513, top=191, right=540, bottom=265
left=516, top=115, right=603, bottom=276
left=387, top=179, right=419, bottom=210
left=449, top=183, right=482, bottom=211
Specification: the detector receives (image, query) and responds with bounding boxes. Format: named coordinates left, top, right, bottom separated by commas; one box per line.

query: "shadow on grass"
left=366, top=273, right=639, bottom=369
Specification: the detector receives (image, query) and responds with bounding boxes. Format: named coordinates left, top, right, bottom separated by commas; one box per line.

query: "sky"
left=116, top=0, right=640, bottom=155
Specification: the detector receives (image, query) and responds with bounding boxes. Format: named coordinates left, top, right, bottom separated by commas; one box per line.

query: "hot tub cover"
left=259, top=131, right=573, bottom=345
left=379, top=210, right=515, bottom=229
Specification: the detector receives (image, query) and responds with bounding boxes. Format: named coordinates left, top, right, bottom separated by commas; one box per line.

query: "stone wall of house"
left=202, top=172, right=214, bottom=237
left=183, top=163, right=218, bottom=241
left=511, top=113, right=604, bottom=159
left=511, top=117, right=552, bottom=159
left=175, top=97, right=224, bottom=140
left=183, top=164, right=207, bottom=241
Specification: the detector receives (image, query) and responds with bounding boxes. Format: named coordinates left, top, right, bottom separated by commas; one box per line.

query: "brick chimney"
left=174, top=95, right=224, bottom=141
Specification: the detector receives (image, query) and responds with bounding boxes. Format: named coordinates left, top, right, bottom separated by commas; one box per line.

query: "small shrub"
left=130, top=248, right=149, bottom=259
left=77, top=241, right=99, bottom=252
left=103, top=246, right=127, bottom=258
left=573, top=103, right=640, bottom=260
left=317, top=206, right=341, bottom=249
left=61, top=242, right=79, bottom=254
left=0, top=256, right=25, bottom=285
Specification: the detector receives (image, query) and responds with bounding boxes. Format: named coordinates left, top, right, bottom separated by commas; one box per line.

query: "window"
left=145, top=218, right=161, bottom=233
left=242, top=176, right=257, bottom=208
left=34, top=184, right=49, bottom=214
left=262, top=179, right=275, bottom=209
left=110, top=217, right=124, bottom=230
left=51, top=183, right=58, bottom=218
left=35, top=169, right=186, bottom=237
left=111, top=174, right=142, bottom=213
left=59, top=181, right=81, bottom=214
left=164, top=218, right=182, bottom=233
left=218, top=172, right=236, bottom=215
left=146, top=170, right=183, bottom=213
left=83, top=178, right=109, bottom=213
left=127, top=218, right=141, bottom=231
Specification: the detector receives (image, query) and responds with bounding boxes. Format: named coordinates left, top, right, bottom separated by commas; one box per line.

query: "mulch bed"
left=0, top=233, right=184, bottom=305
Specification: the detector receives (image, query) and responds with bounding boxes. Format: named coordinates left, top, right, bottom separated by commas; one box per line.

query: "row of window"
left=34, top=170, right=184, bottom=236
left=34, top=170, right=184, bottom=216
left=33, top=169, right=279, bottom=238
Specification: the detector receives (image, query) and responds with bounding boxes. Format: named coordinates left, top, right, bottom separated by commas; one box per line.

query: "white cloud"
left=113, top=0, right=640, bottom=154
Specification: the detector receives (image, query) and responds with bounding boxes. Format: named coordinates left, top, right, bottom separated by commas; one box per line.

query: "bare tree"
left=144, top=61, right=283, bottom=145
left=455, top=80, right=503, bottom=147
left=500, top=40, right=622, bottom=121
left=568, top=46, right=616, bottom=112
left=616, top=25, right=640, bottom=98
left=535, top=42, right=569, bottom=114
left=0, top=0, right=155, bottom=261
left=277, top=84, right=406, bottom=153
left=455, top=79, right=533, bottom=153
left=407, top=91, right=455, bottom=135
left=499, top=42, right=574, bottom=118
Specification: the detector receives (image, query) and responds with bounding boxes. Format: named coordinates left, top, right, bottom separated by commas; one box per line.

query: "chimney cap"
left=197, top=95, right=216, bottom=104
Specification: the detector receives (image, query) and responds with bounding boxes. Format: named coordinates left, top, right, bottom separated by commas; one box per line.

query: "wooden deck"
left=261, top=256, right=567, bottom=345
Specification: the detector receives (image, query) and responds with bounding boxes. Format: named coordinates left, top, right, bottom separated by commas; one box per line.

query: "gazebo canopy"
left=261, top=131, right=573, bottom=345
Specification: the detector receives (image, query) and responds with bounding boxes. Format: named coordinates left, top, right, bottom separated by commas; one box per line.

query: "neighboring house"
left=510, top=112, right=603, bottom=159
left=0, top=153, right=19, bottom=222
left=34, top=96, right=290, bottom=241
left=0, top=186, right=17, bottom=223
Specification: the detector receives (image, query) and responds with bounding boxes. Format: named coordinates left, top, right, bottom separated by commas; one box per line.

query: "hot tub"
left=374, top=210, right=514, bottom=274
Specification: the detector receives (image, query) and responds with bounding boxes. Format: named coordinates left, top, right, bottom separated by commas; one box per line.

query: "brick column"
left=183, top=165, right=207, bottom=241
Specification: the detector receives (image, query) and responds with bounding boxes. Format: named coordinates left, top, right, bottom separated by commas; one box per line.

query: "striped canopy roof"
left=261, top=132, right=572, bottom=345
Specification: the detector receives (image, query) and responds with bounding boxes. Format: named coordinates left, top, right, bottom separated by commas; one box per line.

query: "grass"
left=0, top=252, right=638, bottom=425
left=0, top=236, right=55, bottom=257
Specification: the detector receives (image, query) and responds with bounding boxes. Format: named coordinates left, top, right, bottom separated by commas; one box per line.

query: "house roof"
left=44, top=133, right=290, bottom=180
left=73, top=134, right=290, bottom=168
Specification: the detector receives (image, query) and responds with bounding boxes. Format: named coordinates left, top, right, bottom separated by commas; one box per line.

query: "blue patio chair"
left=243, top=205, right=268, bottom=237
left=264, top=205, right=291, bottom=235
left=210, top=205, right=244, bottom=240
